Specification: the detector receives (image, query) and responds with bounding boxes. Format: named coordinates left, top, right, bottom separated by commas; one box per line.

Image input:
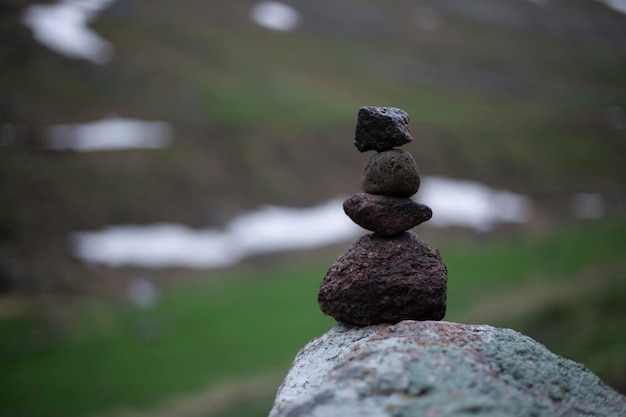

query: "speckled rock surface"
left=354, top=107, right=413, bottom=152
left=361, top=149, right=420, bottom=197
left=318, top=231, right=447, bottom=325
left=343, top=193, right=432, bottom=236
left=269, top=321, right=626, bottom=417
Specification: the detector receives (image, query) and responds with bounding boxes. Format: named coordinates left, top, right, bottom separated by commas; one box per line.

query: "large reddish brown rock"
left=343, top=193, right=432, bottom=236
left=361, top=149, right=420, bottom=197
left=318, top=231, right=447, bottom=325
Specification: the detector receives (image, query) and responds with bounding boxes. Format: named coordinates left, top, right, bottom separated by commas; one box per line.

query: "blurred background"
left=1, top=0, right=625, bottom=416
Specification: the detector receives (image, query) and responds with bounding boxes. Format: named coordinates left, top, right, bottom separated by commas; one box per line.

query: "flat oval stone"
left=361, top=149, right=420, bottom=197
left=354, top=107, right=413, bottom=152
left=318, top=231, right=447, bottom=325
left=343, top=193, right=432, bottom=236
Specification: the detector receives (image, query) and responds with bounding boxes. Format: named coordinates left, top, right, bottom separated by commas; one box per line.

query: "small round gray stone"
left=361, top=149, right=420, bottom=197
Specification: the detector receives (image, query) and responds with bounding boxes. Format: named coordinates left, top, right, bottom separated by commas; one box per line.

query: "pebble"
left=354, top=107, right=413, bottom=152
left=361, top=149, right=420, bottom=197
left=343, top=193, right=432, bottom=236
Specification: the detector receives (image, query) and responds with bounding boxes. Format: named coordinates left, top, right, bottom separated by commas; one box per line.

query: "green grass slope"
left=0, top=217, right=624, bottom=417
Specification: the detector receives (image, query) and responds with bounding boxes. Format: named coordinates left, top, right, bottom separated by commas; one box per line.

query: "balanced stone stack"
left=318, top=107, right=448, bottom=326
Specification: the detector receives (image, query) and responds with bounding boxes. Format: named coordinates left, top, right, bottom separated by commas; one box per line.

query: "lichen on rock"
left=269, top=321, right=626, bottom=417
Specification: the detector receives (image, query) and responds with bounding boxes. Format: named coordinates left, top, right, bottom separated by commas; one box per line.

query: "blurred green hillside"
left=0, top=0, right=625, bottom=416
left=2, top=0, right=626, bottom=292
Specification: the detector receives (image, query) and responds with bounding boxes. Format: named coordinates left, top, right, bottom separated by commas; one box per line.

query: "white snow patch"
left=526, top=0, right=626, bottom=14
left=69, top=198, right=359, bottom=269
left=250, top=1, right=301, bottom=31
left=596, top=0, right=626, bottom=15
left=228, top=200, right=358, bottom=255
left=22, top=0, right=115, bottom=64
left=417, top=176, right=533, bottom=232
left=69, top=178, right=534, bottom=269
left=70, top=224, right=240, bottom=269
left=43, top=116, right=174, bottom=151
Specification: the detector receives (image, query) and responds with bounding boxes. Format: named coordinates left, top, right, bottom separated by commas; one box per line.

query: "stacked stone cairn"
left=318, top=107, right=448, bottom=326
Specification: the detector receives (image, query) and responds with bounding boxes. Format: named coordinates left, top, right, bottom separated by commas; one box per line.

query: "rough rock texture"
left=318, top=232, right=447, bottom=325
left=354, top=107, right=413, bottom=152
left=269, top=321, right=626, bottom=417
left=361, top=149, right=420, bottom=197
left=343, top=193, right=432, bottom=236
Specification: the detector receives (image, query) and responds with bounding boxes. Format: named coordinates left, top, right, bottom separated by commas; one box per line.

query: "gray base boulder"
left=269, top=321, right=625, bottom=417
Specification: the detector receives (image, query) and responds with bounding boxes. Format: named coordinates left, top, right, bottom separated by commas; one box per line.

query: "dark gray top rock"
left=269, top=321, right=626, bottom=417
left=355, top=107, right=413, bottom=152
left=319, top=231, right=447, bottom=325
left=361, top=149, right=420, bottom=197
